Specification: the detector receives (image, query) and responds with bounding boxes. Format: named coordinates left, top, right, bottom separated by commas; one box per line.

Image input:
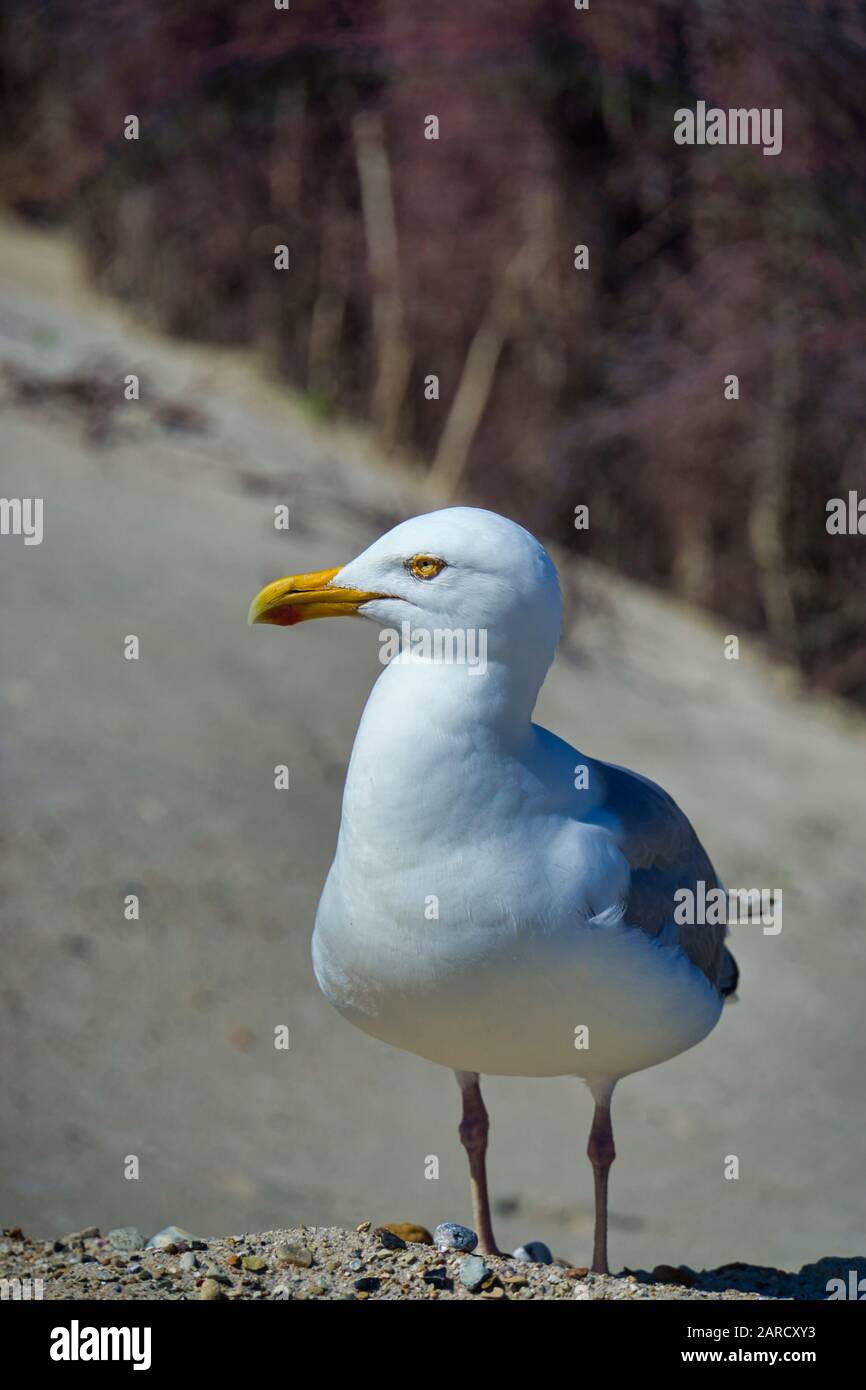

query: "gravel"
left=3, top=1224, right=861, bottom=1301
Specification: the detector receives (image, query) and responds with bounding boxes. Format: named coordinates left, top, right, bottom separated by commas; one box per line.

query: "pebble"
left=459, top=1255, right=490, bottom=1292
left=242, top=1255, right=267, bottom=1272
left=433, top=1222, right=478, bottom=1253
left=375, top=1227, right=407, bottom=1251
left=107, top=1227, right=145, bottom=1252
left=275, top=1244, right=313, bottom=1268
left=199, top=1278, right=222, bottom=1301
left=513, top=1241, right=553, bottom=1265
left=64, top=1226, right=99, bottom=1245
left=378, top=1223, right=433, bottom=1245
left=179, top=1252, right=198, bottom=1272
left=354, top=1276, right=380, bottom=1293
left=147, top=1226, right=198, bottom=1250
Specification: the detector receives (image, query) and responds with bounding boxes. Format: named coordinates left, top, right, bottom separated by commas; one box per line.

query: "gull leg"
left=586, top=1083, right=616, bottom=1274
left=455, top=1070, right=501, bottom=1255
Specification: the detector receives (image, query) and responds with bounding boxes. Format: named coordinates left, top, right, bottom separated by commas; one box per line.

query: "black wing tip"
left=720, top=946, right=740, bottom=998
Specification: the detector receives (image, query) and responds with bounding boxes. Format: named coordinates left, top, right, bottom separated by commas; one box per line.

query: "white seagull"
left=249, top=507, right=738, bottom=1271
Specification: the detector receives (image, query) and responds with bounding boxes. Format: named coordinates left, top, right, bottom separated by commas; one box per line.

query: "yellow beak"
left=247, top=566, right=385, bottom=627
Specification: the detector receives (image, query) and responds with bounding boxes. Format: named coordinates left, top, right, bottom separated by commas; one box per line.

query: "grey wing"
left=586, top=760, right=738, bottom=995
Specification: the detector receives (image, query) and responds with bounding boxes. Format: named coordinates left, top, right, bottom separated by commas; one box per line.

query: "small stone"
left=226, top=1253, right=240, bottom=1267
left=107, top=1227, right=145, bottom=1252
left=275, top=1244, right=313, bottom=1268
left=423, top=1267, right=452, bottom=1291
left=355, top=1221, right=371, bottom=1233
left=566, top=1266, right=589, bottom=1278
left=434, top=1222, right=478, bottom=1253
left=375, top=1227, right=407, bottom=1251
left=349, top=1258, right=363, bottom=1271
left=459, top=1255, right=490, bottom=1292
left=354, top=1276, right=380, bottom=1293
left=146, top=1226, right=198, bottom=1250
left=378, top=1223, right=433, bottom=1246
left=242, top=1255, right=267, bottom=1272
left=199, top=1278, right=222, bottom=1300
left=75, top=1227, right=100, bottom=1243
left=513, top=1241, right=553, bottom=1265
left=179, top=1252, right=197, bottom=1272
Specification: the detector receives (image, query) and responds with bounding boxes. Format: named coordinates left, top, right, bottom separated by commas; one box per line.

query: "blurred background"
left=1, top=1, right=865, bottom=1271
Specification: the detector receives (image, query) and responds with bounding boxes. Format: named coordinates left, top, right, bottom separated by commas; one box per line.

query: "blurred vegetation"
left=2, top=1, right=865, bottom=698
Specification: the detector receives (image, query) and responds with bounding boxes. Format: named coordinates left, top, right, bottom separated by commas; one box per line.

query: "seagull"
left=248, top=507, right=738, bottom=1271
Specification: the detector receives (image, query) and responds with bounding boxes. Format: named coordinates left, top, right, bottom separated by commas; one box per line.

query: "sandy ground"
left=6, top=1222, right=863, bottom=1301
left=1, top=217, right=864, bottom=1281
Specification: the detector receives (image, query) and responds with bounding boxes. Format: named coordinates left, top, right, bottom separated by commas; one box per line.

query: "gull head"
left=248, top=506, right=562, bottom=669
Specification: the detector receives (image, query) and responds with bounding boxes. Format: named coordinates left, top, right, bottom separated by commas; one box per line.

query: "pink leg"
left=455, top=1070, right=501, bottom=1255
left=587, top=1098, right=616, bottom=1274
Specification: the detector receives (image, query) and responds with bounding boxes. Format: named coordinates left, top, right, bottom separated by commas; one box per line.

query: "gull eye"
left=408, top=554, right=446, bottom=580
